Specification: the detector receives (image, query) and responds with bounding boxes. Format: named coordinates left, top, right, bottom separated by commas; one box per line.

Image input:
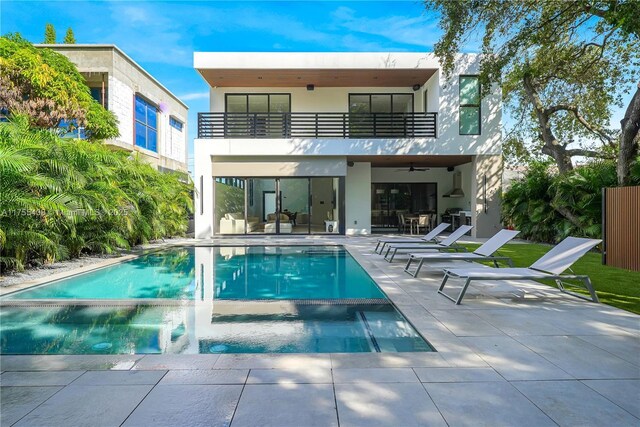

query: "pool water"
left=0, top=303, right=431, bottom=354
left=0, top=245, right=433, bottom=354
left=5, top=246, right=384, bottom=300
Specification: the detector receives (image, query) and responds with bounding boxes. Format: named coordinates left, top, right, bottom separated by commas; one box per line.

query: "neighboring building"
left=39, top=44, right=189, bottom=174
left=193, top=52, right=502, bottom=237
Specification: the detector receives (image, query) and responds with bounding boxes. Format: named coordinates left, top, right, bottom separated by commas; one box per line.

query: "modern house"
left=39, top=44, right=189, bottom=174
left=193, top=52, right=502, bottom=237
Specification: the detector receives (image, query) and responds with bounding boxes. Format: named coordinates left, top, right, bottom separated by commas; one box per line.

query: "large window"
left=225, top=94, right=291, bottom=113
left=371, top=183, right=437, bottom=228
left=348, top=93, right=413, bottom=114
left=215, top=176, right=343, bottom=235
left=459, top=76, right=481, bottom=135
left=135, top=95, right=158, bottom=152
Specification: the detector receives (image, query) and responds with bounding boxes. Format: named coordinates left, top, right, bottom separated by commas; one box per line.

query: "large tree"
left=425, top=0, right=640, bottom=184
left=0, top=34, right=118, bottom=140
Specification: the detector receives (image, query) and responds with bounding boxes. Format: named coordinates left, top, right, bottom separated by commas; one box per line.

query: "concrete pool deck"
left=1, top=236, right=639, bottom=426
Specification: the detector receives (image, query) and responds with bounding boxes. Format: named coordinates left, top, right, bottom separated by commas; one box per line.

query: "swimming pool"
left=5, top=246, right=384, bottom=300
left=0, top=246, right=433, bottom=354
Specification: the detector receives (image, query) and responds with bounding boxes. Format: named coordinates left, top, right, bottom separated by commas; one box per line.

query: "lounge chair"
left=404, top=229, right=520, bottom=277
left=438, top=236, right=601, bottom=305
left=383, top=225, right=473, bottom=262
left=374, top=222, right=451, bottom=254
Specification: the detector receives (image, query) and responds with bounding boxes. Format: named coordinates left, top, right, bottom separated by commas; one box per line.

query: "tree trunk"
left=618, top=83, right=640, bottom=186
left=522, top=74, right=574, bottom=173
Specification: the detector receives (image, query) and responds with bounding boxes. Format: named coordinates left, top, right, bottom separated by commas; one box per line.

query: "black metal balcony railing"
left=197, top=112, right=437, bottom=139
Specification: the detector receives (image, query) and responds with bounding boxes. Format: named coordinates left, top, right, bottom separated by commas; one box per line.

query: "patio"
left=1, top=235, right=639, bottom=426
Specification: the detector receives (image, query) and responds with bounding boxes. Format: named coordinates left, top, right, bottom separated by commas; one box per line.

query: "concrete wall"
left=471, top=155, right=503, bottom=237
left=45, top=45, right=188, bottom=173
left=345, top=162, right=372, bottom=235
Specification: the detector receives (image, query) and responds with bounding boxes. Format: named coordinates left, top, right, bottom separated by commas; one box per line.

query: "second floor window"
left=135, top=95, right=158, bottom=152
left=225, top=94, right=291, bottom=113
left=169, top=116, right=183, bottom=131
left=348, top=94, right=413, bottom=114
left=459, top=76, right=481, bottom=135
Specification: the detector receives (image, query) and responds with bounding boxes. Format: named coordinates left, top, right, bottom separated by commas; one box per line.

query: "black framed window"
left=348, top=93, right=414, bottom=113
left=224, top=94, right=291, bottom=113
left=459, top=76, right=481, bottom=135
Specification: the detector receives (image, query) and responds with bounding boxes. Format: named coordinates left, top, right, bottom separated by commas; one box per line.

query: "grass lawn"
left=462, top=242, right=640, bottom=315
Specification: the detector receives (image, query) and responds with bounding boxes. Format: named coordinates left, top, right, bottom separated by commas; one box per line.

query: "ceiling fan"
left=396, top=163, right=429, bottom=172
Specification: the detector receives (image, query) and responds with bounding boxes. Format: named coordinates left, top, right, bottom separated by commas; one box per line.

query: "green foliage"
left=426, top=0, right=640, bottom=172
left=43, top=23, right=56, bottom=44
left=502, top=160, right=640, bottom=243
left=0, top=34, right=119, bottom=140
left=0, top=116, right=193, bottom=272
left=63, top=28, right=76, bottom=44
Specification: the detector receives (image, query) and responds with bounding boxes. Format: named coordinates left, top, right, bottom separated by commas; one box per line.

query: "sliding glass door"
left=371, top=183, right=437, bottom=229
left=215, top=176, right=343, bottom=235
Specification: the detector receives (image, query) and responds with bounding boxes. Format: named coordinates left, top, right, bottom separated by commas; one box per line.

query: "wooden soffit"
left=197, top=68, right=436, bottom=88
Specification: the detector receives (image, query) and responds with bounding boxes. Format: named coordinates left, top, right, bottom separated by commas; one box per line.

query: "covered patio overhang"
left=194, top=52, right=439, bottom=88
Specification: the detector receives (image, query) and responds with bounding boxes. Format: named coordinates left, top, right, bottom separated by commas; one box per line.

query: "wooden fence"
left=602, top=186, right=640, bottom=271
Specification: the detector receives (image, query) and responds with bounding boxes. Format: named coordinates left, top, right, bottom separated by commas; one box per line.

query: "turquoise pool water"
left=5, top=246, right=384, bottom=300
left=0, top=303, right=432, bottom=354
left=0, top=245, right=433, bottom=354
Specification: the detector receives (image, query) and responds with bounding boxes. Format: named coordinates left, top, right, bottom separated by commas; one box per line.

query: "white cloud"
left=178, top=91, right=209, bottom=101
left=331, top=6, right=440, bottom=49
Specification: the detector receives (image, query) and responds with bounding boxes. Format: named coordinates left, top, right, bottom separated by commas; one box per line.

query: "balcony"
left=197, top=112, right=437, bottom=139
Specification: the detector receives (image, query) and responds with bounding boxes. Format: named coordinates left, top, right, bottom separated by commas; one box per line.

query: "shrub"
left=0, top=116, right=192, bottom=272
left=502, top=160, right=640, bottom=243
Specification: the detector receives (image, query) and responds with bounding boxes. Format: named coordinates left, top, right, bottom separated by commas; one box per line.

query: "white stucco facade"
left=193, top=52, right=502, bottom=238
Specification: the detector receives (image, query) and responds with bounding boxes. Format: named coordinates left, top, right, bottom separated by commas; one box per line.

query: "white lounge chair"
left=438, top=236, right=601, bottom=305
left=383, top=225, right=473, bottom=262
left=404, top=229, right=520, bottom=277
left=374, top=222, right=451, bottom=254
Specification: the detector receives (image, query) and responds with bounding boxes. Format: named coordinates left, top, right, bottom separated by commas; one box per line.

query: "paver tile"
left=333, top=368, right=419, bottom=383
left=424, top=381, right=556, bottom=427
left=331, top=352, right=449, bottom=369
left=215, top=354, right=331, bottom=369
left=428, top=310, right=504, bottom=337
left=231, top=384, right=338, bottom=427
left=335, top=382, right=446, bottom=427
left=576, top=335, right=640, bottom=366
left=159, top=369, right=248, bottom=385
left=413, top=367, right=504, bottom=383
left=582, top=379, right=640, bottom=418
left=247, top=367, right=332, bottom=384
left=513, top=380, right=640, bottom=426
left=0, top=370, right=84, bottom=386
left=73, top=370, right=166, bottom=385
left=15, top=385, right=152, bottom=427
left=123, top=384, right=242, bottom=427
left=0, top=386, right=61, bottom=426
left=515, top=335, right=640, bottom=379
left=132, top=354, right=218, bottom=370
left=461, top=335, right=573, bottom=380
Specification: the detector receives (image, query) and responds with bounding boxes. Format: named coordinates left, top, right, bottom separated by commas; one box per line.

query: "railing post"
left=315, top=113, right=319, bottom=137
left=373, top=113, right=377, bottom=137
left=343, top=114, right=347, bottom=138
left=284, top=113, right=289, bottom=138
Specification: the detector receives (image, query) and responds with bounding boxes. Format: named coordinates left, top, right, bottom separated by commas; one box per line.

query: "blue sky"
left=2, top=0, right=448, bottom=173
left=2, top=1, right=632, bottom=172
